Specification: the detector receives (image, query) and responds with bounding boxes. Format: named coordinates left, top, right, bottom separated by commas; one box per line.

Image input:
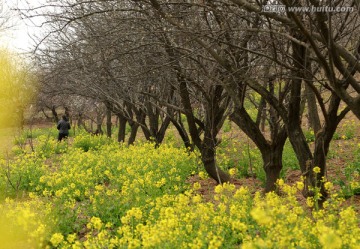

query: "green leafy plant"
left=303, top=129, right=315, bottom=143
left=72, top=134, right=111, bottom=152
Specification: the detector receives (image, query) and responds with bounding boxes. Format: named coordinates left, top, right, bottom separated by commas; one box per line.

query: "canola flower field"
left=0, top=129, right=359, bottom=249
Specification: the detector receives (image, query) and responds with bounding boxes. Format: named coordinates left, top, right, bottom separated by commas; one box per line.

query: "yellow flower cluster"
left=0, top=197, right=55, bottom=248
left=1, top=132, right=359, bottom=248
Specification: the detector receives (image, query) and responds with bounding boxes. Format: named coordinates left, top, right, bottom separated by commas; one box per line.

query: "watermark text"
left=262, top=4, right=354, bottom=13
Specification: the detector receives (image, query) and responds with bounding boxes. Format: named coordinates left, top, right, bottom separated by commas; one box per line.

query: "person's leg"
left=58, top=133, right=65, bottom=141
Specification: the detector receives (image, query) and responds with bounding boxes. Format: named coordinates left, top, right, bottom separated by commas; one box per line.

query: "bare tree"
left=22, top=0, right=359, bottom=195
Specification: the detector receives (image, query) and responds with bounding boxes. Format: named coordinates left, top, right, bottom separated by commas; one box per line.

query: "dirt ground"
left=187, top=112, right=360, bottom=213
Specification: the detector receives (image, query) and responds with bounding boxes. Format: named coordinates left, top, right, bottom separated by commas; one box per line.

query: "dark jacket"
left=57, top=119, right=71, bottom=134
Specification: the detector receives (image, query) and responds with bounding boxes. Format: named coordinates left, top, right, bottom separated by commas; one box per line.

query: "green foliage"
left=243, top=100, right=258, bottom=122
left=0, top=154, right=46, bottom=199
left=24, top=128, right=57, bottom=139
left=12, top=127, right=62, bottom=156
left=333, top=131, right=341, bottom=140
left=333, top=120, right=356, bottom=140
left=13, top=134, right=27, bottom=146
left=36, top=135, right=61, bottom=157
left=163, top=128, right=183, bottom=148
left=303, top=129, right=315, bottom=142
left=282, top=140, right=299, bottom=171
left=342, top=120, right=356, bottom=140
left=72, top=133, right=112, bottom=152
left=111, top=123, right=131, bottom=137
left=335, top=144, right=360, bottom=198
left=217, top=136, right=263, bottom=180
left=222, top=119, right=232, bottom=133
left=180, top=113, right=187, bottom=124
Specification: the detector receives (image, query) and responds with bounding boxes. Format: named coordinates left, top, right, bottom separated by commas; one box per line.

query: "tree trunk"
left=77, top=113, right=83, bottom=128
left=154, top=116, right=171, bottom=146
left=305, top=84, right=321, bottom=134
left=106, top=106, right=112, bottom=138
left=96, top=112, right=103, bottom=134
left=51, top=106, right=59, bottom=123
left=136, top=109, right=151, bottom=141
left=287, top=35, right=314, bottom=187
left=170, top=115, right=193, bottom=150
left=310, top=96, right=343, bottom=201
left=299, top=129, right=333, bottom=205
left=256, top=96, right=266, bottom=127
left=128, top=122, right=139, bottom=145
left=309, top=130, right=328, bottom=201
left=41, top=108, right=52, bottom=121
left=64, top=106, right=70, bottom=118
left=230, top=107, right=287, bottom=192
left=282, top=35, right=322, bottom=200
left=263, top=144, right=285, bottom=193
left=201, top=133, right=230, bottom=184
left=117, top=114, right=127, bottom=143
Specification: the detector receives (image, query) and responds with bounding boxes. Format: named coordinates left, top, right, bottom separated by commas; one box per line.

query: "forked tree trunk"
left=162, top=35, right=230, bottom=183
left=286, top=36, right=316, bottom=197
left=137, top=110, right=151, bottom=141
left=153, top=116, right=171, bottom=147
left=298, top=131, right=331, bottom=205
left=263, top=142, right=286, bottom=193
left=310, top=109, right=341, bottom=201
left=230, top=108, right=287, bottom=192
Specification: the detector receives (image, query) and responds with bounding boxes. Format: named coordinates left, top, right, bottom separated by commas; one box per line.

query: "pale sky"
left=0, top=0, right=44, bottom=53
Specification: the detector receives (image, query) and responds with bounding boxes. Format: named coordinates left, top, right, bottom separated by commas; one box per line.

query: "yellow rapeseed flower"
left=208, top=235, right=223, bottom=249
left=50, top=233, right=64, bottom=247
left=67, top=233, right=77, bottom=244
left=306, top=197, right=314, bottom=208
left=193, top=182, right=201, bottom=190
left=250, top=207, right=272, bottom=225
left=192, top=195, right=202, bottom=203
left=214, top=185, right=223, bottom=194
left=228, top=168, right=237, bottom=176
left=350, top=181, right=359, bottom=190
left=324, top=181, right=333, bottom=191
left=277, top=179, right=284, bottom=186
left=88, top=217, right=103, bottom=231
left=296, top=181, right=304, bottom=191
left=319, top=229, right=342, bottom=249
left=313, top=166, right=321, bottom=174
left=199, top=171, right=207, bottom=179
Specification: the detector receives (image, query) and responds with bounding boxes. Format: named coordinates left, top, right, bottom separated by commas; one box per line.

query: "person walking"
left=57, top=115, right=71, bottom=141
